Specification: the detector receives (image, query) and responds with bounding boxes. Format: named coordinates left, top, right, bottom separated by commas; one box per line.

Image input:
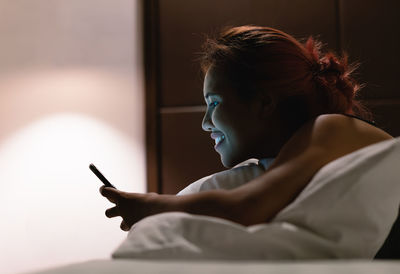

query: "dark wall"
left=144, top=0, right=400, bottom=194
left=340, top=0, right=400, bottom=135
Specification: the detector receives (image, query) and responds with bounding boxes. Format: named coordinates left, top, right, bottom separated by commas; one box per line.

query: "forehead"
left=203, top=67, right=232, bottom=97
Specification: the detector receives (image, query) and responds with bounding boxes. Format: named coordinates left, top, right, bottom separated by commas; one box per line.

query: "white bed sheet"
left=27, top=259, right=400, bottom=274
left=113, top=138, right=400, bottom=260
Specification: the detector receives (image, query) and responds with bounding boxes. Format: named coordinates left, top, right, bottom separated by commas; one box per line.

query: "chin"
left=219, top=155, right=233, bottom=168
left=221, top=161, right=233, bottom=168
left=220, top=154, right=243, bottom=168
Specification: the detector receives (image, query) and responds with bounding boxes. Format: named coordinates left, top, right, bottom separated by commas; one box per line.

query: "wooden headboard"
left=143, top=0, right=400, bottom=194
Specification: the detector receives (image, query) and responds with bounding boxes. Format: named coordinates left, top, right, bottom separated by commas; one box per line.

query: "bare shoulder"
left=311, top=114, right=393, bottom=148
left=271, top=113, right=393, bottom=168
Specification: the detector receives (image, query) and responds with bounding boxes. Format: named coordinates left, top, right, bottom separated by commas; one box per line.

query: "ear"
left=258, top=94, right=274, bottom=119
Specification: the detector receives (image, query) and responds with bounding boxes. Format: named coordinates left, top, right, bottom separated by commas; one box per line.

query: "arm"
left=101, top=114, right=392, bottom=229
left=173, top=115, right=345, bottom=225
left=101, top=146, right=321, bottom=229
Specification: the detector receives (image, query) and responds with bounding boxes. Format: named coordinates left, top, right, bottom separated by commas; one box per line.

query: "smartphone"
left=89, top=163, right=117, bottom=189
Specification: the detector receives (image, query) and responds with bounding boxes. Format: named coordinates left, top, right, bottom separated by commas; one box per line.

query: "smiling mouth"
left=214, top=135, right=225, bottom=148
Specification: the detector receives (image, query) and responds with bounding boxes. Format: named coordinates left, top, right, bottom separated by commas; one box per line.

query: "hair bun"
left=306, top=37, right=349, bottom=79
left=305, top=37, right=359, bottom=99
left=319, top=53, right=345, bottom=76
left=317, top=53, right=357, bottom=100
left=303, top=36, right=370, bottom=119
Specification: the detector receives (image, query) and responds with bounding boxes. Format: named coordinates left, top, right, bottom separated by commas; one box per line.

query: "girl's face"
left=202, top=67, right=284, bottom=167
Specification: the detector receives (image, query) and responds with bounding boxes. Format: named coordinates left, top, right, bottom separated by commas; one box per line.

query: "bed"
left=26, top=259, right=400, bottom=274
left=26, top=137, right=400, bottom=273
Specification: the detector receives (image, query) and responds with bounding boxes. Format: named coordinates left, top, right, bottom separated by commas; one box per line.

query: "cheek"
left=213, top=105, right=233, bottom=124
left=210, top=107, right=223, bottom=126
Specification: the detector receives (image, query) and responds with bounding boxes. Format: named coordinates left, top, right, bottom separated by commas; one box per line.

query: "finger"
left=105, top=206, right=120, bottom=218
left=99, top=185, right=105, bottom=194
left=100, top=186, right=121, bottom=203
left=120, top=220, right=130, bottom=231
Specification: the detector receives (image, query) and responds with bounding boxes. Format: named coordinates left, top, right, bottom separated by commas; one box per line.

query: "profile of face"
left=202, top=66, right=284, bottom=168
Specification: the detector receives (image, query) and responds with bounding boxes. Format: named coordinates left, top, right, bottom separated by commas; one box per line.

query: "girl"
left=100, top=26, right=392, bottom=232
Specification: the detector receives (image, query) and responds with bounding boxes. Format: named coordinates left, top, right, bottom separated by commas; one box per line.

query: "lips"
left=211, top=132, right=225, bottom=148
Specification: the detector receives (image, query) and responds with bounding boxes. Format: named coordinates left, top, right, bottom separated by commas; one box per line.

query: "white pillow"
left=112, top=138, right=400, bottom=260
left=177, top=158, right=273, bottom=195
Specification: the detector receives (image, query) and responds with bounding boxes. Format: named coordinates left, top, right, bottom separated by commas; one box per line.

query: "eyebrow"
left=204, top=92, right=218, bottom=99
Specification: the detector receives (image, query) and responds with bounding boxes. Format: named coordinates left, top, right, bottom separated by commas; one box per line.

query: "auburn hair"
left=200, top=25, right=371, bottom=133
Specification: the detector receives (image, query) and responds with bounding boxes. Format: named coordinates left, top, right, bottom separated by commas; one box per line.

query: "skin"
left=100, top=67, right=393, bottom=231
left=202, top=66, right=287, bottom=167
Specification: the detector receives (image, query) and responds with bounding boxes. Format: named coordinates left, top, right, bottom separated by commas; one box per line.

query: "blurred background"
left=0, top=1, right=144, bottom=273
left=1, top=0, right=399, bottom=273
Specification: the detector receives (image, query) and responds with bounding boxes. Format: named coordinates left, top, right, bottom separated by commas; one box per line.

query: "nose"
left=202, top=111, right=213, bottom=132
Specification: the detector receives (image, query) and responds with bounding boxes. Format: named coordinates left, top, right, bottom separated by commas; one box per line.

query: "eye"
left=209, top=101, right=219, bottom=108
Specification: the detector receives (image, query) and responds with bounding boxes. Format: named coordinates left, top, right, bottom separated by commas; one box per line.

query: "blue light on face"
left=209, top=101, right=219, bottom=108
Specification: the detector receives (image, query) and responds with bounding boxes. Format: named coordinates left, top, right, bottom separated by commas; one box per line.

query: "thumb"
left=100, top=186, right=122, bottom=204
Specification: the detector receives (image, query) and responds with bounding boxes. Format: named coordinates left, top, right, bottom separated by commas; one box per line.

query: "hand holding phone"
left=89, top=163, right=117, bottom=189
